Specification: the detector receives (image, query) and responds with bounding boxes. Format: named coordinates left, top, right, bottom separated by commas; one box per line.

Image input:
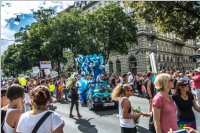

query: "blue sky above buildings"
left=1, top=1, right=74, bottom=55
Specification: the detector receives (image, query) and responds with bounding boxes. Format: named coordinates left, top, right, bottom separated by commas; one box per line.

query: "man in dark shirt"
left=69, top=78, right=81, bottom=118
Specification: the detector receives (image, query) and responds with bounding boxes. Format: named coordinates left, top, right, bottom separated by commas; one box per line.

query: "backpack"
left=1, top=108, right=7, bottom=133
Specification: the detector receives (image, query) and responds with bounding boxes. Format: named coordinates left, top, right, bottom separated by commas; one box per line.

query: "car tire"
left=87, top=101, right=94, bottom=110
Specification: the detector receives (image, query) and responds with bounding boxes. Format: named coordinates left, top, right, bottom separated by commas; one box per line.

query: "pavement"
left=53, top=96, right=200, bottom=133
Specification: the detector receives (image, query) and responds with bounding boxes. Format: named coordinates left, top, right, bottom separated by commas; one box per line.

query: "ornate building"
left=74, top=1, right=199, bottom=73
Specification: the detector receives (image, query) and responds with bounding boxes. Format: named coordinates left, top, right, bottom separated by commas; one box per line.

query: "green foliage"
left=2, top=3, right=137, bottom=76
left=83, top=2, right=137, bottom=62
left=128, top=1, right=200, bottom=40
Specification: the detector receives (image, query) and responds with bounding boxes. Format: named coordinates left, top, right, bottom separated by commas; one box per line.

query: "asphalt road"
left=53, top=96, right=200, bottom=133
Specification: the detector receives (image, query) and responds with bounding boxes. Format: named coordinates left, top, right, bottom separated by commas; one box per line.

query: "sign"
left=149, top=52, right=157, bottom=73
left=44, top=69, right=51, bottom=76
left=51, top=71, right=58, bottom=78
left=32, top=67, right=40, bottom=73
left=40, top=61, right=52, bottom=69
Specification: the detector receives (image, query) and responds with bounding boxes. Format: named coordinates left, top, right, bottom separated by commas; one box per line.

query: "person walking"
left=173, top=79, right=200, bottom=129
left=112, top=83, right=142, bottom=133
left=16, top=85, right=64, bottom=133
left=152, top=73, right=178, bottom=133
left=69, top=78, right=81, bottom=118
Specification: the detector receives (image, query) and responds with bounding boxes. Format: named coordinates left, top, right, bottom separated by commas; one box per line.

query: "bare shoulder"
left=9, top=110, right=23, bottom=118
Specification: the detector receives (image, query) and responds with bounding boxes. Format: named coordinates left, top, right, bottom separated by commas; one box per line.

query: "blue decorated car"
left=86, top=82, right=118, bottom=110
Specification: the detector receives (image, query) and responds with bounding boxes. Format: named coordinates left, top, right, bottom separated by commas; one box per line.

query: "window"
left=129, top=57, right=137, bottom=73
left=109, top=61, right=113, bottom=73
left=116, top=60, right=121, bottom=73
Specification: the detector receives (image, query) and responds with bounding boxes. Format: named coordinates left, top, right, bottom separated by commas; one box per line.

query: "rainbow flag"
left=178, top=121, right=196, bottom=129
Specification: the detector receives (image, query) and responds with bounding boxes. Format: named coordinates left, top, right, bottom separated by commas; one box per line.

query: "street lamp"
left=14, top=15, right=20, bottom=25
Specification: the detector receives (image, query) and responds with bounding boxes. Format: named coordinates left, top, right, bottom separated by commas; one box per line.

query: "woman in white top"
left=3, top=84, right=24, bottom=133
left=16, top=85, right=64, bottom=133
left=111, top=83, right=142, bottom=133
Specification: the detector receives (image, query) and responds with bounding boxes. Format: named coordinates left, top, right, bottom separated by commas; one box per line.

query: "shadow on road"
left=137, top=125, right=150, bottom=133
left=54, top=99, right=70, bottom=104
left=73, top=118, right=98, bottom=133
left=93, top=108, right=118, bottom=117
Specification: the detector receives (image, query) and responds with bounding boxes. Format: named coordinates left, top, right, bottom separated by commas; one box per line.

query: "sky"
left=1, top=1, right=74, bottom=55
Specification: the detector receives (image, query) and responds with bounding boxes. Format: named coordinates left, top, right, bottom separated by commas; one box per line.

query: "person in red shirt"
left=191, top=68, right=200, bottom=107
left=152, top=73, right=178, bottom=133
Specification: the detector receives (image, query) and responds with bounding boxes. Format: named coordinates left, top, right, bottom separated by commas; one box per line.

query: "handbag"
left=32, top=111, right=53, bottom=133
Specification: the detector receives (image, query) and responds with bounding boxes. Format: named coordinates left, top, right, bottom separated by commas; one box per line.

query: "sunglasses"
left=180, top=84, right=188, bottom=87
left=127, top=89, right=133, bottom=92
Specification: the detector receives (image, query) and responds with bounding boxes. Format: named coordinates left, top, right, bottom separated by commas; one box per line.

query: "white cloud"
left=1, top=1, right=74, bottom=54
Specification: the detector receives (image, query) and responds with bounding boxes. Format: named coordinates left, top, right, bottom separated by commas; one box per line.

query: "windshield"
left=89, top=82, right=111, bottom=91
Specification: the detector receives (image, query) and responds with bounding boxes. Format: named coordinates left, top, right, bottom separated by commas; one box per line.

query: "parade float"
left=75, top=54, right=117, bottom=110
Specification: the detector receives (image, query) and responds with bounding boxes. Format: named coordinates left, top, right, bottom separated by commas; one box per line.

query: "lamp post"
left=14, top=15, right=20, bottom=25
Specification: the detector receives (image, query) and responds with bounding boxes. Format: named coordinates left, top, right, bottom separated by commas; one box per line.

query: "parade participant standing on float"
left=152, top=73, right=178, bottom=133
left=112, top=83, right=142, bottom=133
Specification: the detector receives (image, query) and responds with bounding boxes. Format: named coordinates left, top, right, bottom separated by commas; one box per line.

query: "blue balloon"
left=75, top=54, right=106, bottom=82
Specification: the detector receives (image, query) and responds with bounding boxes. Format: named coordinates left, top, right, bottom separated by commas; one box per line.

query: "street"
left=53, top=96, right=200, bottom=133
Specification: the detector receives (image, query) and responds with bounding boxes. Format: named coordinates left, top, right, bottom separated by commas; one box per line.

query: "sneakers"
left=69, top=114, right=74, bottom=118
left=69, top=114, right=82, bottom=118
left=77, top=114, right=82, bottom=118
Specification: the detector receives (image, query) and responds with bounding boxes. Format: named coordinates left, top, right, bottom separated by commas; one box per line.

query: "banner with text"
left=40, top=61, right=52, bottom=69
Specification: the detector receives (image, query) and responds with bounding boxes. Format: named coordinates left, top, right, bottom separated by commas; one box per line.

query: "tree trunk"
left=73, top=53, right=77, bottom=71
left=57, top=58, right=60, bottom=74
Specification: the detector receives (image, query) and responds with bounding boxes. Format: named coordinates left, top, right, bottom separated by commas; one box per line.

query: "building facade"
left=74, top=1, right=199, bottom=73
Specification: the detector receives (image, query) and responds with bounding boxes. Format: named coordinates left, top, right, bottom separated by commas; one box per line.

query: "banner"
left=149, top=52, right=157, bottom=73
left=51, top=71, right=58, bottom=78
left=32, top=66, right=40, bottom=73
left=40, top=61, right=52, bottom=69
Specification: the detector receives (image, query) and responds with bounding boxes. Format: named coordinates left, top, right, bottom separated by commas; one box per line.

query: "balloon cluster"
left=75, top=54, right=106, bottom=82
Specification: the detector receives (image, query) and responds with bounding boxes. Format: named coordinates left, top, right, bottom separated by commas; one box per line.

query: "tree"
left=128, top=1, right=200, bottom=40
left=2, top=3, right=138, bottom=75
left=84, top=2, right=137, bottom=63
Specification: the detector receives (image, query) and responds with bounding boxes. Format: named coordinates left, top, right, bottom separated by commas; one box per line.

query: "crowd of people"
left=1, top=67, right=200, bottom=133
left=111, top=67, right=200, bottom=133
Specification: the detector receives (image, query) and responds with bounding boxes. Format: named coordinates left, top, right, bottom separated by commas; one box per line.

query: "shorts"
left=121, top=127, right=137, bottom=133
